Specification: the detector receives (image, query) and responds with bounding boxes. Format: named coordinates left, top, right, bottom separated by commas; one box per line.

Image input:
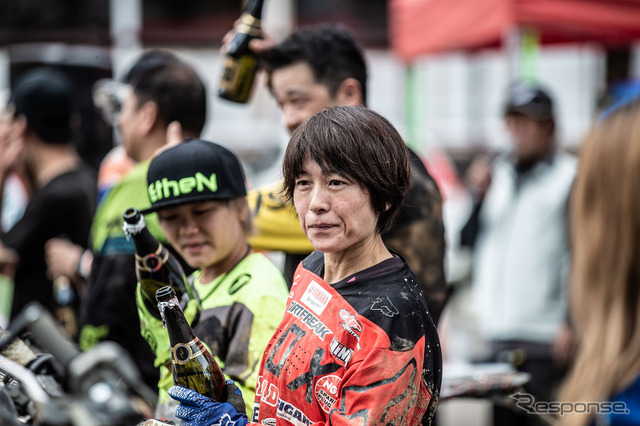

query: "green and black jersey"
left=79, top=160, right=162, bottom=389
left=137, top=252, right=289, bottom=409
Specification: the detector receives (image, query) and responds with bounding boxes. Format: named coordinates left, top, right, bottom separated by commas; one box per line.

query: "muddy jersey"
left=251, top=251, right=442, bottom=426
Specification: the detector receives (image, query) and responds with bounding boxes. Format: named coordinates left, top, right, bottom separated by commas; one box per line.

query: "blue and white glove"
left=168, top=380, right=248, bottom=426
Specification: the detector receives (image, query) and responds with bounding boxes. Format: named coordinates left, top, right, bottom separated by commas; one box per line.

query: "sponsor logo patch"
left=276, top=398, right=312, bottom=426
left=288, top=301, right=333, bottom=340
left=329, top=338, right=353, bottom=365
left=256, top=376, right=279, bottom=407
left=148, top=172, right=217, bottom=203
left=338, top=309, right=362, bottom=349
left=300, top=281, right=332, bottom=315
left=314, top=375, right=341, bottom=413
left=371, top=294, right=399, bottom=318
left=215, top=413, right=238, bottom=425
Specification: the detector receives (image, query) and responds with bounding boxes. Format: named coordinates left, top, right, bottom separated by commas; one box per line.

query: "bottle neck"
left=123, top=213, right=146, bottom=235
left=236, top=15, right=262, bottom=36
left=243, top=0, right=264, bottom=18
left=124, top=214, right=160, bottom=256
left=236, top=0, right=264, bottom=35
left=160, top=298, right=196, bottom=347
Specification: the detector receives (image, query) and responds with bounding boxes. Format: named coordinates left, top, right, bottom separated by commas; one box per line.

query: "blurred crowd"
left=1, top=21, right=639, bottom=426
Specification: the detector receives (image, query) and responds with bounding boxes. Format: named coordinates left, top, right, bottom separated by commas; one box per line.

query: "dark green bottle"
left=218, top=0, right=265, bottom=103
left=122, top=207, right=198, bottom=319
left=156, top=286, right=225, bottom=401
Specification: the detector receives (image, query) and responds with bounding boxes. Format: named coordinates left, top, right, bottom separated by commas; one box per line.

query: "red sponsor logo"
left=338, top=309, right=362, bottom=350
left=314, top=375, right=341, bottom=413
left=256, top=376, right=278, bottom=407
left=339, top=309, right=362, bottom=333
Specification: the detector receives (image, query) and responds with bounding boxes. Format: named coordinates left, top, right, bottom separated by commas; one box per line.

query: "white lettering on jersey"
left=276, top=399, right=312, bottom=426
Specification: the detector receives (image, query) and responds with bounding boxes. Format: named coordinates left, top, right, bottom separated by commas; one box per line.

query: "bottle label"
left=220, top=57, right=241, bottom=90
left=219, top=55, right=258, bottom=101
left=172, top=339, right=206, bottom=365
left=236, top=13, right=262, bottom=37
left=136, top=246, right=169, bottom=272
left=158, top=295, right=180, bottom=327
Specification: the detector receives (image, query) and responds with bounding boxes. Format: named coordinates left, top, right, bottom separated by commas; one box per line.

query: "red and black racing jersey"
left=250, top=251, right=442, bottom=425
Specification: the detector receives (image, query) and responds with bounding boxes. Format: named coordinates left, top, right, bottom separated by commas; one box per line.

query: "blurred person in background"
left=460, top=81, right=576, bottom=425
left=137, top=138, right=288, bottom=416
left=243, top=23, right=448, bottom=326
left=44, top=49, right=207, bottom=391
left=0, top=90, right=29, bottom=234
left=0, top=94, right=25, bottom=326
left=557, top=94, right=640, bottom=426
left=168, top=106, right=442, bottom=426
left=0, top=67, right=97, bottom=327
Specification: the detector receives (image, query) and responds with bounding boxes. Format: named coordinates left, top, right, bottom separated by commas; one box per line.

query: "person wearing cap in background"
left=136, top=138, right=288, bottom=419
left=0, top=67, right=97, bottom=324
left=43, top=50, right=206, bottom=392
left=460, top=81, right=577, bottom=425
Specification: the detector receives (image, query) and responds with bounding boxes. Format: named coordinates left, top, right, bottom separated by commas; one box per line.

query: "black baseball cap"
left=142, top=138, right=247, bottom=214
left=9, top=67, right=76, bottom=143
left=504, top=81, right=554, bottom=122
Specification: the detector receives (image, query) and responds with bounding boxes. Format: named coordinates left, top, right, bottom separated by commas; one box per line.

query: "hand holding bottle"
left=157, top=286, right=225, bottom=402
left=222, top=26, right=275, bottom=55
left=218, top=0, right=267, bottom=104
left=168, top=380, right=248, bottom=426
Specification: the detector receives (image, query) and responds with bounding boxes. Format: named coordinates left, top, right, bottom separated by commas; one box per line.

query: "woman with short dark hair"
left=169, top=106, right=442, bottom=425
left=282, top=105, right=410, bottom=235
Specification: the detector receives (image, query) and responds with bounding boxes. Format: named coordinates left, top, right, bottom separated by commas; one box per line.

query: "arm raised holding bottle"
left=218, top=0, right=267, bottom=104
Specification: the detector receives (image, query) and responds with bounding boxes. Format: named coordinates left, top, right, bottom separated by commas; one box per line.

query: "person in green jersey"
left=137, top=138, right=289, bottom=417
left=43, top=50, right=207, bottom=393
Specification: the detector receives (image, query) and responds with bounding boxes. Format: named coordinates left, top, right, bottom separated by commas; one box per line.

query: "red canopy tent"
left=389, top=0, right=640, bottom=61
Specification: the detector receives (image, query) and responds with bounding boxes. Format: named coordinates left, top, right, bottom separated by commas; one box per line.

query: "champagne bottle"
left=218, top=0, right=265, bottom=104
left=156, top=286, right=225, bottom=401
left=122, top=207, right=197, bottom=319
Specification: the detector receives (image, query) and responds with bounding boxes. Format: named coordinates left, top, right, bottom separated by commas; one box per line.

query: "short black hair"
left=261, top=23, right=368, bottom=105
left=282, top=106, right=410, bottom=234
left=10, top=66, right=77, bottom=144
left=123, top=49, right=182, bottom=84
left=127, top=51, right=207, bottom=136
